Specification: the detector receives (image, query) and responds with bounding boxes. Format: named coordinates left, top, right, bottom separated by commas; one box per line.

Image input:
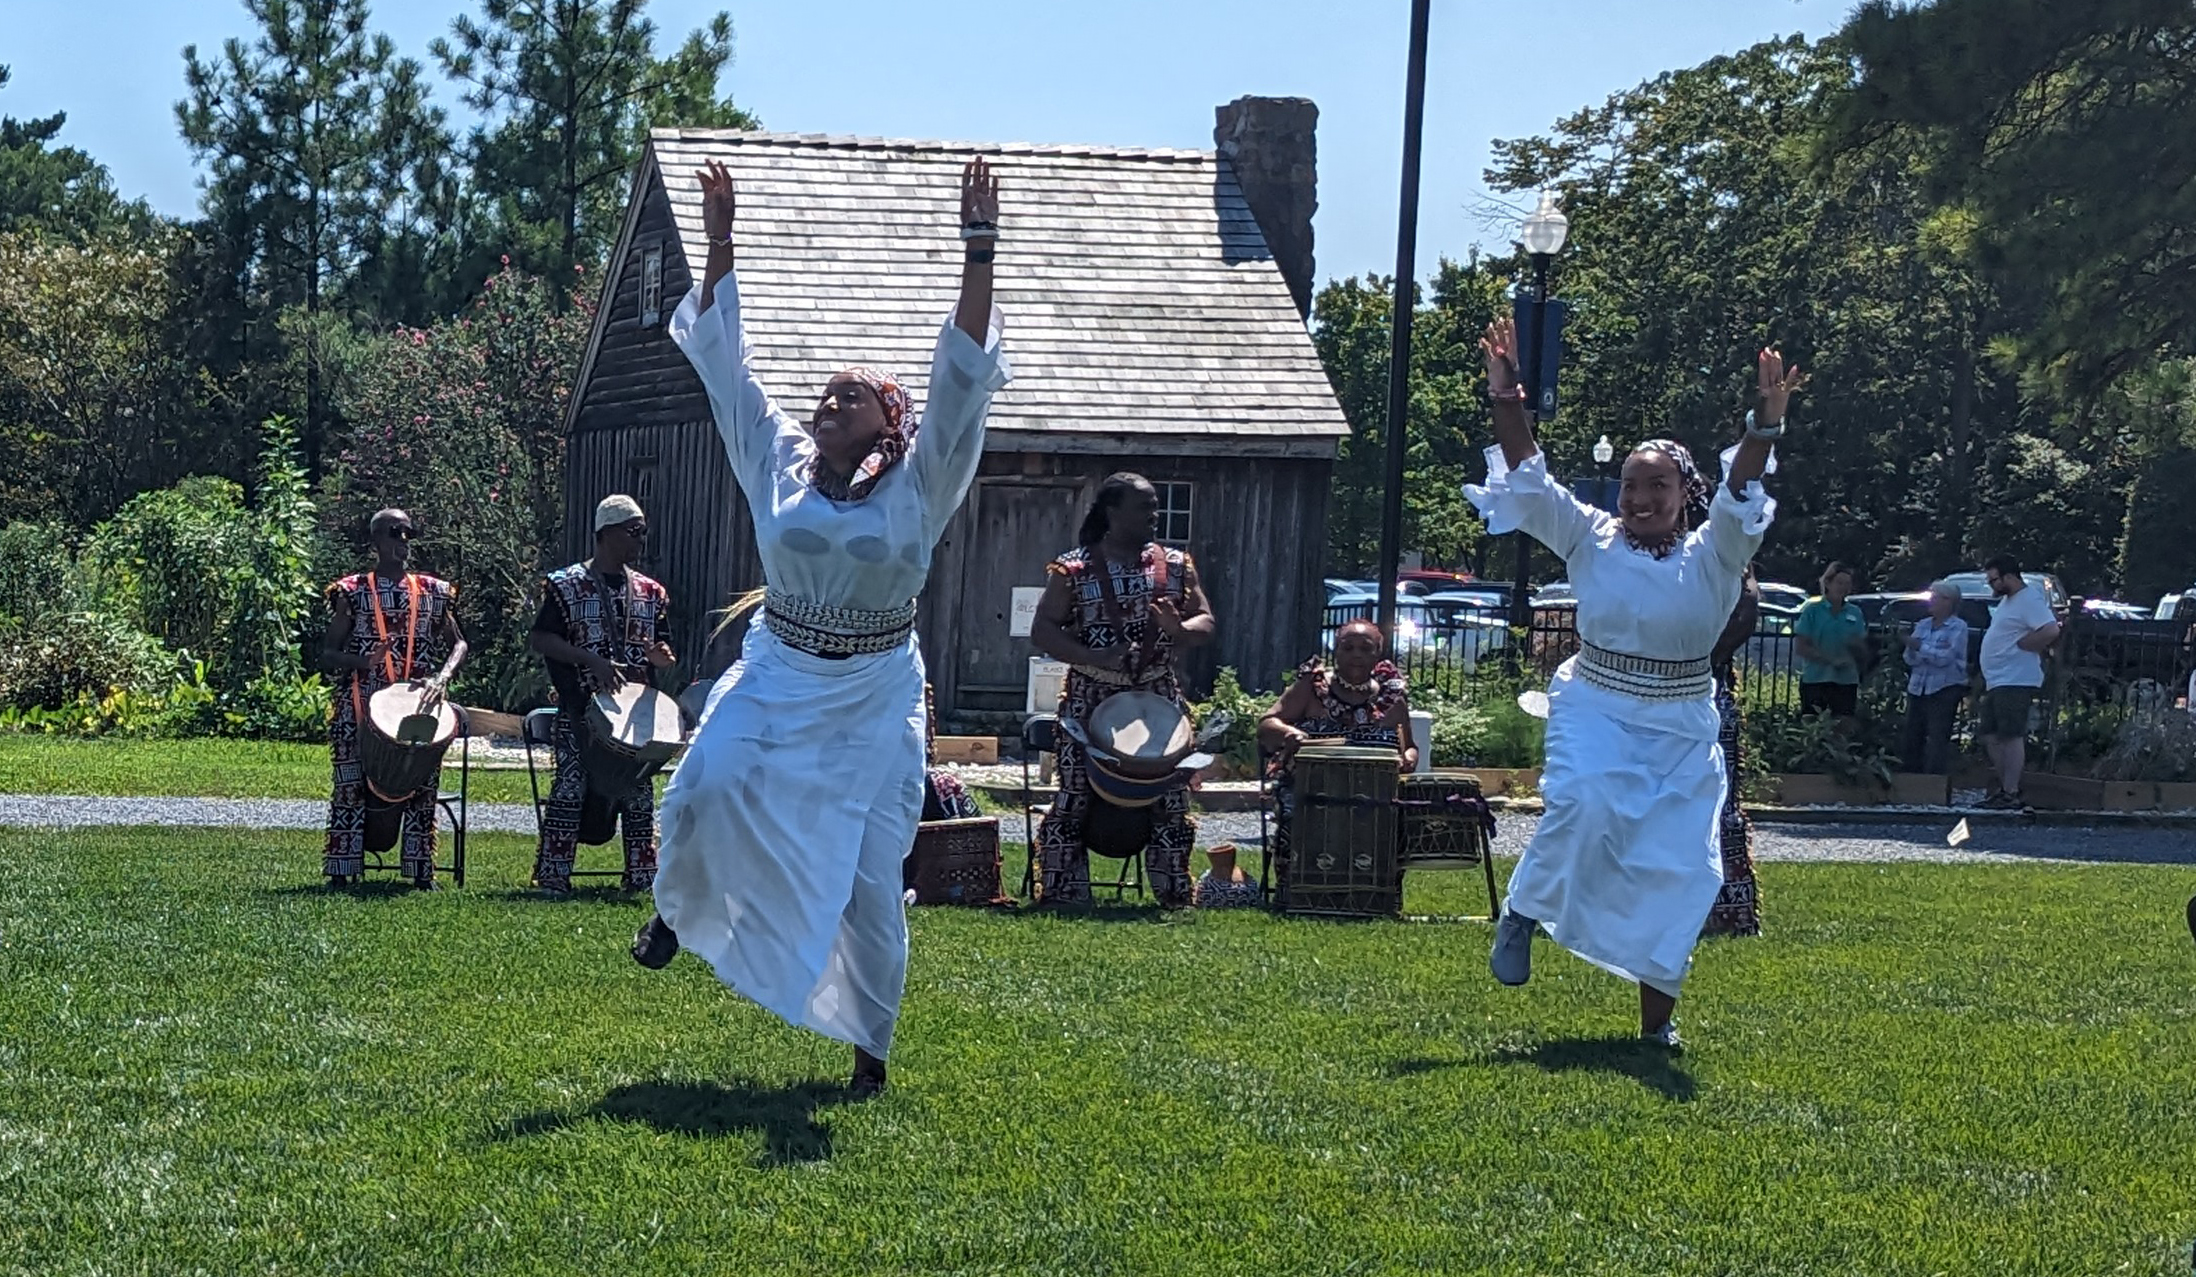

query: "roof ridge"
left=649, top=127, right=1216, bottom=163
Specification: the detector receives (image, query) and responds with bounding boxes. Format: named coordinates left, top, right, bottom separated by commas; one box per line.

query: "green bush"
left=0, top=522, right=87, bottom=625
left=1417, top=670, right=1548, bottom=769
left=0, top=611, right=177, bottom=712
left=1187, top=666, right=1269, bottom=775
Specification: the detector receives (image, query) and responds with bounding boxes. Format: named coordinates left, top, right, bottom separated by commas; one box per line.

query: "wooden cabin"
left=562, top=97, right=1349, bottom=730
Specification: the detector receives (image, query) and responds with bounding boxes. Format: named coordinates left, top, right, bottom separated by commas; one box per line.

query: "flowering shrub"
left=326, top=261, right=592, bottom=706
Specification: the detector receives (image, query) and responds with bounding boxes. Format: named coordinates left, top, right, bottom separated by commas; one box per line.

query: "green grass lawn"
left=3, top=829, right=2192, bottom=1274
left=0, top=734, right=550, bottom=806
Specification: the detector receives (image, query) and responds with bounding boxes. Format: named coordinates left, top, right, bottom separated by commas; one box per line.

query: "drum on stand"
left=1281, top=745, right=1401, bottom=918
left=575, top=683, right=689, bottom=845
left=359, top=683, right=459, bottom=853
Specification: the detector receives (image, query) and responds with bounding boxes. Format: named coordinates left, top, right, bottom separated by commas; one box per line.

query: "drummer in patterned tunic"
left=527, top=494, right=677, bottom=893
left=1029, top=473, right=1216, bottom=908
left=1256, top=619, right=1418, bottom=886
left=319, top=508, right=468, bottom=888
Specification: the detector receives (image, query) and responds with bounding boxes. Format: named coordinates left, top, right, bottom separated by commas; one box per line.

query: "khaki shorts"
left=1976, top=686, right=2036, bottom=739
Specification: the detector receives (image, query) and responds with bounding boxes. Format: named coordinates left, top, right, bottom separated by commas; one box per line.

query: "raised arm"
left=1482, top=316, right=1540, bottom=470
left=1728, top=347, right=1805, bottom=497
left=1463, top=316, right=1606, bottom=563
left=669, top=159, right=800, bottom=501
left=912, top=157, right=1015, bottom=539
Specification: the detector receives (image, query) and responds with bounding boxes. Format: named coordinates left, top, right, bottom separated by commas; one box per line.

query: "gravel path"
left=5, top=796, right=2195, bottom=866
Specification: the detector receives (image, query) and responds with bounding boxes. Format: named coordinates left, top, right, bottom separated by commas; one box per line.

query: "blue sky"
left=8, top=0, right=1856, bottom=283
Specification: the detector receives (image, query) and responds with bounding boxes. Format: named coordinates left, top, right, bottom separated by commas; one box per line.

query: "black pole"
left=1374, top=0, right=1433, bottom=639
left=1509, top=253, right=1552, bottom=646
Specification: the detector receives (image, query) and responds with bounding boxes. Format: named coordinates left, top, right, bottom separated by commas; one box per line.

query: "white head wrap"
left=594, top=494, right=644, bottom=532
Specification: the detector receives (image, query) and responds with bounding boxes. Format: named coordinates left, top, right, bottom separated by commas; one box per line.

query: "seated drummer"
left=320, top=508, right=468, bottom=889
left=527, top=494, right=676, bottom=894
left=1256, top=620, right=1418, bottom=885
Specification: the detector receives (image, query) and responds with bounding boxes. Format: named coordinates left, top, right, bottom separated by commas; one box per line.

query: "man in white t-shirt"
left=1975, top=554, right=2061, bottom=809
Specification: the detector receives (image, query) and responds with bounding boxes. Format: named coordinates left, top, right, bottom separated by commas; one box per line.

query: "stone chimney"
left=1214, top=95, right=1318, bottom=318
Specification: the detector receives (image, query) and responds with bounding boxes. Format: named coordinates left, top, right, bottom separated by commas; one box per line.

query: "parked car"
left=1324, top=578, right=1437, bottom=601
left=1939, top=570, right=2068, bottom=614
left=1757, top=582, right=1809, bottom=615
left=1530, top=581, right=1575, bottom=608
left=1321, top=592, right=1509, bottom=672
left=2151, top=589, right=2193, bottom=621
left=2083, top=599, right=2152, bottom=622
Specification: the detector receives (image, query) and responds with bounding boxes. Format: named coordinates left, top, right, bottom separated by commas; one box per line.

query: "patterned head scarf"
left=811, top=366, right=915, bottom=502
left=1631, top=438, right=1714, bottom=531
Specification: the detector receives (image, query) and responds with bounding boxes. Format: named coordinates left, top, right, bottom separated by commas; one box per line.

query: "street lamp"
left=1510, top=190, right=1570, bottom=658
left=1372, top=0, right=1434, bottom=639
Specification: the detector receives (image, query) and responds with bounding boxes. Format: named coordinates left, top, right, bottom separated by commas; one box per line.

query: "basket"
left=1280, top=745, right=1401, bottom=918
left=908, top=817, right=1008, bottom=906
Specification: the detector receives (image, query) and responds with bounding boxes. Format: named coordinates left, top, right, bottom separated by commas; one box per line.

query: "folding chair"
left=520, top=706, right=627, bottom=884
left=1018, top=712, right=1143, bottom=902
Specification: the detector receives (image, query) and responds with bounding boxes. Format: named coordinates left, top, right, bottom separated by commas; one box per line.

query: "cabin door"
left=951, top=476, right=1087, bottom=714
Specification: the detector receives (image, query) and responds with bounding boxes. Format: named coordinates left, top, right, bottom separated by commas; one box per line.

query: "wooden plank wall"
left=574, top=167, right=710, bottom=437
left=924, top=450, right=1330, bottom=728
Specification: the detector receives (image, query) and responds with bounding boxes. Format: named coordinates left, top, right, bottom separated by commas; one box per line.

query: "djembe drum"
left=359, top=682, right=459, bottom=852
left=574, top=682, right=689, bottom=845
left=1280, top=744, right=1401, bottom=918
left=1397, top=770, right=1501, bottom=918
left=1078, top=690, right=1209, bottom=858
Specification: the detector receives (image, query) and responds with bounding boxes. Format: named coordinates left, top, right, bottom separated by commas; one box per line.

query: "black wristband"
left=966, top=247, right=995, bottom=265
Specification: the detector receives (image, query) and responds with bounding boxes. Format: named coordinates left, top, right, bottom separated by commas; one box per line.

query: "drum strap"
left=350, top=573, right=422, bottom=727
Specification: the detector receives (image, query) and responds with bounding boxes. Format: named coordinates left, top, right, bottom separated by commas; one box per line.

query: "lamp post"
left=1509, top=191, right=1570, bottom=652
left=1592, top=433, right=1615, bottom=512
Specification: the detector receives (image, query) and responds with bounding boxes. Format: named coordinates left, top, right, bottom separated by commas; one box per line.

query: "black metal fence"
left=1318, top=597, right=2195, bottom=772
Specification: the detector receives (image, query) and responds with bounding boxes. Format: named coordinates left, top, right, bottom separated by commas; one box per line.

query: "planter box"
left=2157, top=782, right=2196, bottom=811
left=2021, top=773, right=2103, bottom=811
left=1772, top=773, right=1947, bottom=807
left=1459, top=767, right=1541, bottom=797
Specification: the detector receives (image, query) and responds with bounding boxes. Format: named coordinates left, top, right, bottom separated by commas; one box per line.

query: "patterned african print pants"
left=532, top=713, right=658, bottom=892
left=323, top=703, right=438, bottom=883
left=1034, top=672, right=1195, bottom=908
left=1701, top=679, right=1761, bottom=937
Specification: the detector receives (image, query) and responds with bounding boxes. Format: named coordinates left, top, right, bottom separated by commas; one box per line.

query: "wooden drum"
left=1396, top=772, right=1494, bottom=870
left=360, top=683, right=458, bottom=854
left=361, top=683, right=458, bottom=804
left=582, top=683, right=688, bottom=800
left=908, top=816, right=1007, bottom=906
left=1280, top=745, right=1401, bottom=918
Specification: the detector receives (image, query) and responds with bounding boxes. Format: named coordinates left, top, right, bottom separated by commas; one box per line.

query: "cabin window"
left=1155, top=480, right=1193, bottom=546
left=640, top=245, right=664, bottom=327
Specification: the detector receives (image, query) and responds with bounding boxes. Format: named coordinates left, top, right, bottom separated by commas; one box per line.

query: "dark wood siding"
left=561, top=418, right=763, bottom=688
left=574, top=168, right=707, bottom=437
left=926, top=450, right=1331, bottom=730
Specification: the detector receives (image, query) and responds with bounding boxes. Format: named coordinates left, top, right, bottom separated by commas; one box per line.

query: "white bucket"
left=1409, top=709, right=1434, bottom=773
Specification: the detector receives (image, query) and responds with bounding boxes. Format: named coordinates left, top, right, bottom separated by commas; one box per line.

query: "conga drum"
left=1280, top=745, right=1401, bottom=918
left=574, top=683, right=688, bottom=844
left=359, top=683, right=458, bottom=852
left=1396, top=772, right=1493, bottom=870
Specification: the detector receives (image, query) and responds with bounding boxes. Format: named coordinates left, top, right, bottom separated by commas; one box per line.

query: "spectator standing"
left=1900, top=580, right=1971, bottom=774
left=1976, top=554, right=2062, bottom=809
left=1793, top=561, right=1867, bottom=721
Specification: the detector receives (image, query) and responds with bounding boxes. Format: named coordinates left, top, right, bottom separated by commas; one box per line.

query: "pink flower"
left=500, top=254, right=510, bottom=266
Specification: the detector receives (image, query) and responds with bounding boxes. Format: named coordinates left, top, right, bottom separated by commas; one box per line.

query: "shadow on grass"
left=476, top=884, right=644, bottom=905
left=1393, top=1036, right=1698, bottom=1102
left=499, top=1078, right=857, bottom=1165
left=261, top=878, right=424, bottom=900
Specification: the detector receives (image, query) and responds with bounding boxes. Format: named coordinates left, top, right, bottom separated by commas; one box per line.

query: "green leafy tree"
left=433, top=0, right=759, bottom=286
left=177, top=0, right=456, bottom=466
left=1311, top=257, right=1505, bottom=576
left=1832, top=0, right=2196, bottom=388
left=0, top=65, right=152, bottom=239
left=1482, top=35, right=2035, bottom=589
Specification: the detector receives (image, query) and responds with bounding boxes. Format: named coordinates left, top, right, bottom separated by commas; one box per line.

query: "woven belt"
left=1575, top=642, right=1713, bottom=701
left=761, top=589, right=916, bottom=657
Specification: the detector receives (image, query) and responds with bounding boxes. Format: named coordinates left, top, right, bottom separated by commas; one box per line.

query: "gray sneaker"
left=1642, top=1020, right=1683, bottom=1052
left=1490, top=908, right=1536, bottom=986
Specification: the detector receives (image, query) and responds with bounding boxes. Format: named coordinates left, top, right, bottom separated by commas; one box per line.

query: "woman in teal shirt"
left=1793, top=561, right=1866, bottom=719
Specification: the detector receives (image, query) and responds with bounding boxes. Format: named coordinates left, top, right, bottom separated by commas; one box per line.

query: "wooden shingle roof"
left=639, top=129, right=1347, bottom=456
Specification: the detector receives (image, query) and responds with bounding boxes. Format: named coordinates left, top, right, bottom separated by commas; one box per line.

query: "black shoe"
left=631, top=913, right=679, bottom=969
left=850, top=1049, right=887, bottom=1098
left=2186, top=895, right=2195, bottom=944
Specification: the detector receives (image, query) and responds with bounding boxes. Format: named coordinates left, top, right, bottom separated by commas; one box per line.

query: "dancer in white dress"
left=632, top=156, right=1010, bottom=1096
left=1468, top=315, right=1802, bottom=1049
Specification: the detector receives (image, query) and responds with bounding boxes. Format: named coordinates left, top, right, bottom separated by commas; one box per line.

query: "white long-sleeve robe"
left=1465, top=447, right=1773, bottom=995
left=654, top=272, right=1010, bottom=1058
